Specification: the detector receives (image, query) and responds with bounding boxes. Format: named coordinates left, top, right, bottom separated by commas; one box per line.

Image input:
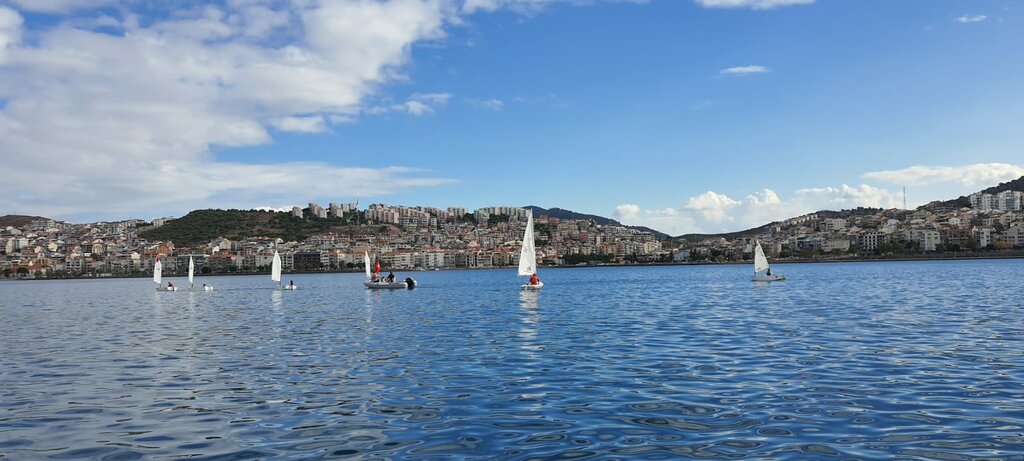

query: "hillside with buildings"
left=2, top=177, right=1023, bottom=279
left=0, top=203, right=663, bottom=278
left=676, top=177, right=1024, bottom=262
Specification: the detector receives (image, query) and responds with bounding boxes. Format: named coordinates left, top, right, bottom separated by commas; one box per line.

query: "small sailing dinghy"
left=272, top=250, right=296, bottom=290
left=363, top=251, right=415, bottom=289
left=188, top=256, right=213, bottom=291
left=154, top=257, right=176, bottom=291
left=752, top=240, right=785, bottom=282
left=519, top=211, right=543, bottom=290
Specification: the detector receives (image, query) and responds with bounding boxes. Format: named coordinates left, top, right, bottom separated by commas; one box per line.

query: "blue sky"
left=0, top=0, right=1021, bottom=234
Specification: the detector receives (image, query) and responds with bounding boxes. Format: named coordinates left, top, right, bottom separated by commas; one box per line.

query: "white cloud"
left=1, top=0, right=653, bottom=220
left=463, top=0, right=649, bottom=15
left=684, top=191, right=741, bottom=222
left=862, top=163, right=1024, bottom=188
left=411, top=92, right=453, bottom=104
left=0, top=6, right=22, bottom=61
left=232, top=3, right=292, bottom=38
left=955, top=14, right=987, bottom=23
left=616, top=185, right=903, bottom=236
left=368, top=92, right=452, bottom=116
left=0, top=1, right=459, bottom=219
left=270, top=115, right=328, bottom=133
left=695, top=0, right=814, bottom=10
left=402, top=100, right=434, bottom=116
left=613, top=204, right=640, bottom=220
left=6, top=0, right=113, bottom=14
left=793, top=184, right=902, bottom=209
left=466, top=98, right=504, bottom=110
left=720, top=65, right=770, bottom=76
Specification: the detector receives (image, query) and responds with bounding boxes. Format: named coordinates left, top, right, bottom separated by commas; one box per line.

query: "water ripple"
left=1, top=261, right=1023, bottom=459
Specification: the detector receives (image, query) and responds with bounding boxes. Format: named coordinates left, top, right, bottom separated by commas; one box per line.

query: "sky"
left=0, top=0, right=1022, bottom=235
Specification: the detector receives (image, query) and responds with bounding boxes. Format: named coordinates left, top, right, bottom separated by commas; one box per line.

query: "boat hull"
left=521, top=282, right=544, bottom=290
left=364, top=280, right=415, bottom=289
left=752, top=275, right=786, bottom=282
left=364, top=280, right=411, bottom=288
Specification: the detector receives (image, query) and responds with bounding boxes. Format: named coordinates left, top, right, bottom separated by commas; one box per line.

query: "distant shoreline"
left=4, top=252, right=1022, bottom=281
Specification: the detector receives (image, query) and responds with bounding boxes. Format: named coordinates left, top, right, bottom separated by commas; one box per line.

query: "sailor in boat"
left=386, top=272, right=395, bottom=283
left=766, top=268, right=772, bottom=276
left=529, top=273, right=541, bottom=286
left=288, top=280, right=296, bottom=289
left=167, top=282, right=174, bottom=290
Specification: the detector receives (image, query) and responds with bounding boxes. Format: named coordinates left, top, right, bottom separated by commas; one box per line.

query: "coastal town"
left=2, top=189, right=1023, bottom=279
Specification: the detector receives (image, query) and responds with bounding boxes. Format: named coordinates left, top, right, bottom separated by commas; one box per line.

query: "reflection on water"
left=271, top=286, right=282, bottom=309
left=518, top=288, right=539, bottom=310
left=1, top=261, right=1024, bottom=460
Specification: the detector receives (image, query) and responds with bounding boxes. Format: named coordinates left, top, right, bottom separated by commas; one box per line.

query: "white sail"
left=271, top=250, right=282, bottom=283
left=753, top=240, right=770, bottom=274
left=153, top=258, right=163, bottom=285
left=518, top=211, right=537, bottom=277
left=188, top=256, right=195, bottom=287
left=364, top=251, right=372, bottom=280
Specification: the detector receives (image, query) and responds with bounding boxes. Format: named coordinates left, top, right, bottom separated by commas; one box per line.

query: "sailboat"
left=188, top=255, right=213, bottom=291
left=519, top=211, right=543, bottom=289
left=154, top=257, right=175, bottom=291
left=272, top=250, right=296, bottom=290
left=363, top=250, right=415, bottom=289
left=752, top=240, right=785, bottom=282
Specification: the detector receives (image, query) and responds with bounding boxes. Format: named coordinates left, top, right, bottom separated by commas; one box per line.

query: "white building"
left=907, top=229, right=941, bottom=252
left=970, top=191, right=1022, bottom=212
left=997, top=190, right=1023, bottom=212
left=822, top=218, right=847, bottom=232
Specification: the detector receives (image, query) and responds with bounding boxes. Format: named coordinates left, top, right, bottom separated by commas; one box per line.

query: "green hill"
left=138, top=209, right=360, bottom=246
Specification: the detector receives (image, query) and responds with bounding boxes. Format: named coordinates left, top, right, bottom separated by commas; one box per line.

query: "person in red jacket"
left=529, top=273, right=540, bottom=285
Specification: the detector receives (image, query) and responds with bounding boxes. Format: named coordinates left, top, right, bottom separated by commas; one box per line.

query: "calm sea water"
left=1, top=260, right=1023, bottom=460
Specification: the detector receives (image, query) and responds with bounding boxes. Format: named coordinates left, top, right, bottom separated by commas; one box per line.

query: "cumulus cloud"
left=613, top=204, right=641, bottom=220
left=862, top=163, right=1024, bottom=187
left=695, top=0, right=814, bottom=10
left=615, top=185, right=903, bottom=236
left=0, top=6, right=21, bottom=60
left=955, top=14, right=987, bottom=23
left=684, top=191, right=741, bottom=222
left=720, top=65, right=770, bottom=76
left=0, top=1, right=460, bottom=219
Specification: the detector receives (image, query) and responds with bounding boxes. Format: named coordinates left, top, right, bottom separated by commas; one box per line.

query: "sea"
left=1, top=260, right=1023, bottom=460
